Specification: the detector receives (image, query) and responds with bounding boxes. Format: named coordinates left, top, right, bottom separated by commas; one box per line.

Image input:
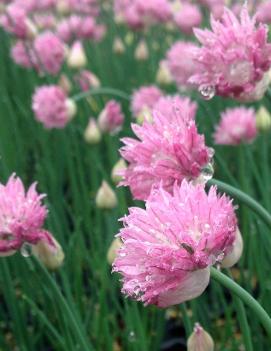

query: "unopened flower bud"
left=107, top=237, right=122, bottom=264
left=96, top=181, right=118, bottom=209
left=156, top=61, right=173, bottom=86
left=58, top=74, right=72, bottom=94
left=134, top=40, right=149, bottom=61
left=221, top=228, right=243, bottom=268
left=113, top=37, right=125, bottom=54
left=111, top=159, right=127, bottom=184
left=84, top=118, right=101, bottom=144
left=65, top=99, right=77, bottom=120
left=32, top=236, right=65, bottom=270
left=256, top=106, right=271, bottom=132
left=187, top=323, right=214, bottom=351
left=67, top=41, right=87, bottom=69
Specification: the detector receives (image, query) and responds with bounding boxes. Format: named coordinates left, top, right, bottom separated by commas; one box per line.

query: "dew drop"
left=128, top=331, right=137, bottom=343
left=199, top=84, right=216, bottom=100
left=200, top=162, right=214, bottom=183
left=20, top=243, right=32, bottom=258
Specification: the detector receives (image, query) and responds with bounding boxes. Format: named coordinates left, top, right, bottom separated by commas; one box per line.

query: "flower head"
left=113, top=181, right=238, bottom=307
left=32, top=85, right=76, bottom=129
left=190, top=5, right=271, bottom=102
left=173, top=3, right=202, bottom=35
left=98, top=100, right=124, bottom=134
left=0, top=174, right=55, bottom=256
left=166, top=41, right=200, bottom=90
left=33, top=31, right=65, bottom=75
left=121, top=102, right=212, bottom=201
left=74, top=70, right=100, bottom=91
left=214, top=107, right=257, bottom=145
left=131, top=85, right=163, bottom=118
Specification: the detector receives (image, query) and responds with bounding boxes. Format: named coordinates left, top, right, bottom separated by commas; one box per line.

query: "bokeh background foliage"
left=0, top=5, right=271, bottom=351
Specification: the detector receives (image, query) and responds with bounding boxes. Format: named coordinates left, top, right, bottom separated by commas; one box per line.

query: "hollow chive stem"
left=211, top=268, right=271, bottom=341
left=208, top=179, right=271, bottom=230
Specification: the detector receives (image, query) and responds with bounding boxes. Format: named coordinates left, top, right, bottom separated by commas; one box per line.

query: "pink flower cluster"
left=173, top=3, right=202, bottom=35
left=32, top=85, right=75, bottom=129
left=98, top=100, right=125, bottom=134
left=0, top=174, right=55, bottom=256
left=1, top=0, right=105, bottom=74
left=114, top=0, right=172, bottom=30
left=131, top=85, right=163, bottom=117
left=214, top=107, right=257, bottom=145
left=113, top=181, right=238, bottom=307
left=190, top=5, right=271, bottom=102
left=166, top=41, right=200, bottom=90
left=120, top=97, right=211, bottom=200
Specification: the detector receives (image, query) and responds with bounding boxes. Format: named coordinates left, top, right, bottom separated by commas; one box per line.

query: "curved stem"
left=208, top=179, right=271, bottom=230
left=72, top=87, right=131, bottom=102
left=211, top=268, right=271, bottom=341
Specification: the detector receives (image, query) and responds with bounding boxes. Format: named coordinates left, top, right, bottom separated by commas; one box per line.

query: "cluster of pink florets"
left=113, top=181, right=238, bottom=307
left=0, top=0, right=105, bottom=73
left=0, top=174, right=55, bottom=256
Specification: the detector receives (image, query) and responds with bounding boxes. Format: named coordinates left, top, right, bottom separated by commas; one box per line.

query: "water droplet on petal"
left=200, top=162, right=214, bottom=183
left=128, top=331, right=137, bottom=343
left=20, top=243, right=32, bottom=258
left=199, top=84, right=216, bottom=100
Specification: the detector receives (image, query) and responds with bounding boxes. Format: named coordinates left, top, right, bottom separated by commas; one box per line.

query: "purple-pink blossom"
left=153, top=95, right=198, bottom=122
left=0, top=174, right=56, bottom=257
left=120, top=101, right=212, bottom=201
left=166, top=41, right=200, bottom=90
left=190, top=5, right=271, bottom=102
left=214, top=107, right=257, bottom=145
left=33, top=31, right=65, bottom=75
left=173, top=3, right=202, bottom=35
left=32, top=85, right=76, bottom=129
left=98, top=100, right=124, bottom=134
left=131, top=85, right=163, bottom=117
left=113, top=181, right=238, bottom=307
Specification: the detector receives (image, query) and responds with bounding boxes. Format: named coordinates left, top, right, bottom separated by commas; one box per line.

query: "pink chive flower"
left=113, top=181, right=238, bottom=307
left=166, top=41, right=200, bottom=90
left=131, top=85, right=163, bottom=117
left=56, top=15, right=105, bottom=43
left=0, top=4, right=29, bottom=38
left=256, top=1, right=271, bottom=24
left=173, top=3, right=202, bottom=35
left=0, top=174, right=56, bottom=257
left=120, top=103, right=212, bottom=201
left=153, top=95, right=198, bottom=122
left=32, top=85, right=76, bottom=129
left=11, top=40, right=35, bottom=68
left=214, top=107, right=257, bottom=145
left=190, top=5, right=271, bottom=102
left=33, top=32, right=65, bottom=75
left=98, top=100, right=125, bottom=134
left=74, top=70, right=101, bottom=91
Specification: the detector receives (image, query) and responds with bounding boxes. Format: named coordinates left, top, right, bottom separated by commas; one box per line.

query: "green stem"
left=233, top=296, right=253, bottom=351
left=208, top=179, right=271, bottom=230
left=72, top=87, right=131, bottom=102
left=34, top=259, right=93, bottom=351
left=211, top=268, right=271, bottom=341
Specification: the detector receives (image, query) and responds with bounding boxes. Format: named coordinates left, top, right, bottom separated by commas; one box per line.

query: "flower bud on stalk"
left=67, top=41, right=87, bottom=69
left=187, top=323, right=214, bottom=351
left=84, top=118, right=101, bottom=144
left=134, top=40, right=149, bottom=61
left=256, top=106, right=271, bottom=132
left=96, top=181, right=118, bottom=209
